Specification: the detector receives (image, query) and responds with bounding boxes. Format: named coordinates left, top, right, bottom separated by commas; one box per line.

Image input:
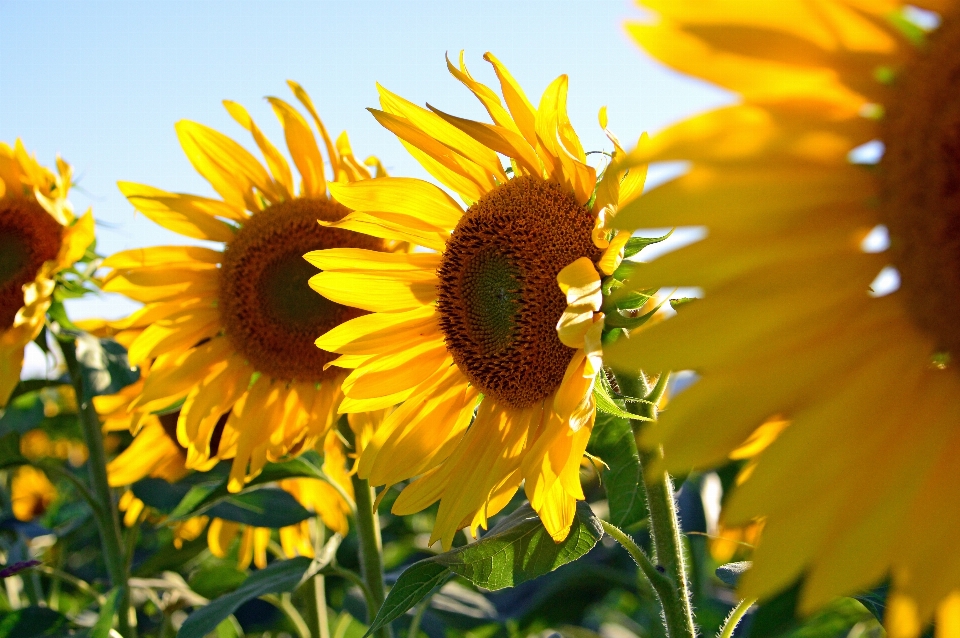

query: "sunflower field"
left=1, top=1, right=957, bottom=637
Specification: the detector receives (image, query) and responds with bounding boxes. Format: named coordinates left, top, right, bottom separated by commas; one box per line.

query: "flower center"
left=0, top=199, right=62, bottom=330
left=218, top=198, right=385, bottom=383
left=436, top=175, right=600, bottom=408
left=882, top=16, right=960, bottom=362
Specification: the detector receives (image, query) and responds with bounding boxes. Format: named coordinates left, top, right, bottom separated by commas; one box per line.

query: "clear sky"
left=1, top=0, right=731, bottom=327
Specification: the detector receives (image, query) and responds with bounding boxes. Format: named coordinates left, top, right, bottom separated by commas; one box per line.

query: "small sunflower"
left=311, top=53, right=648, bottom=549
left=0, top=141, right=95, bottom=406
left=104, top=401, right=355, bottom=569
left=610, top=0, right=960, bottom=632
left=10, top=465, right=56, bottom=522
left=102, top=83, right=390, bottom=491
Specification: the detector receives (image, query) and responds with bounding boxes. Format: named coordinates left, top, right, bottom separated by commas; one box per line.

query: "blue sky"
left=1, top=0, right=731, bottom=326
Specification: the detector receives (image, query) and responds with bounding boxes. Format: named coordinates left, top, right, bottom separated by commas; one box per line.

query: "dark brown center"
left=218, top=198, right=385, bottom=383
left=881, top=15, right=960, bottom=362
left=436, top=176, right=600, bottom=408
left=0, top=199, right=63, bottom=330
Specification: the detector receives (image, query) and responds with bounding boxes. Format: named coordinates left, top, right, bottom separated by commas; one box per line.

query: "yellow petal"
left=316, top=305, right=438, bottom=355
left=309, top=271, right=436, bottom=313
left=223, top=100, right=294, bottom=197
left=267, top=97, right=326, bottom=197
left=342, top=339, right=449, bottom=400
left=305, top=248, right=441, bottom=273
left=118, top=181, right=239, bottom=242
left=328, top=177, right=462, bottom=231
left=484, top=53, right=538, bottom=148
left=176, top=120, right=276, bottom=210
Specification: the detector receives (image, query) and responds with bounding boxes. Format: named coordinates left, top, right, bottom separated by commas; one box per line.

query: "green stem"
left=304, top=519, right=331, bottom=638
left=718, top=598, right=756, bottom=638
left=351, top=473, right=392, bottom=638
left=339, top=417, right=392, bottom=638
left=600, top=520, right=677, bottom=608
left=60, top=336, right=136, bottom=638
left=407, top=599, right=429, bottom=638
left=616, top=370, right=696, bottom=638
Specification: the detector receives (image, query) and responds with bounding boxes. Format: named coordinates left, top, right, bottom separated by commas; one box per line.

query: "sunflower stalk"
left=59, top=335, right=136, bottom=638
left=615, top=370, right=696, bottom=638
left=340, top=419, right=393, bottom=638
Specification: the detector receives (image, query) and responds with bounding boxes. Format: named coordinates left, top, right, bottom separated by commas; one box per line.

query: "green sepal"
left=594, top=382, right=651, bottom=422
left=622, top=229, right=673, bottom=259
left=670, top=297, right=697, bottom=312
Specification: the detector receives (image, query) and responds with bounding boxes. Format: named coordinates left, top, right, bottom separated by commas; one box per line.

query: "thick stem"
left=351, top=472, right=393, bottom=638
left=645, top=464, right=697, bottom=638
left=616, top=370, right=696, bottom=638
left=60, top=337, right=136, bottom=638
left=341, top=416, right=392, bottom=638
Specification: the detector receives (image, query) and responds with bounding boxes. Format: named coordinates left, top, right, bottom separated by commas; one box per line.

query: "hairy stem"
left=60, top=336, right=136, bottom=637
left=616, top=370, right=696, bottom=638
left=718, top=598, right=756, bottom=638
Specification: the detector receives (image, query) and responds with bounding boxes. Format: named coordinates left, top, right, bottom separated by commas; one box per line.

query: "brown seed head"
left=219, top=197, right=385, bottom=383
left=882, top=15, right=960, bottom=362
left=0, top=199, right=63, bottom=330
left=436, top=176, right=600, bottom=408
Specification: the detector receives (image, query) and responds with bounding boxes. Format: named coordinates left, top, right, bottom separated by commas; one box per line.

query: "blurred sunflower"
left=102, top=83, right=390, bottom=491
left=104, top=398, right=356, bottom=569
left=0, top=141, right=95, bottom=406
left=609, top=0, right=960, bottom=632
left=10, top=465, right=56, bottom=522
left=311, top=53, right=648, bottom=549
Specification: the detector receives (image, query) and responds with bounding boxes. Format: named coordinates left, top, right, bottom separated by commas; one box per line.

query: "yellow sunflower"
left=104, top=401, right=356, bottom=570
left=0, top=140, right=95, bottom=406
left=310, top=53, right=648, bottom=549
left=102, top=83, right=390, bottom=492
left=10, top=465, right=56, bottom=522
left=608, top=0, right=960, bottom=632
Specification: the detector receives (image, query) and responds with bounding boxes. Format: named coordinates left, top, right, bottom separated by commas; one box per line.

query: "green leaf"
left=367, top=501, right=602, bottom=635
left=177, top=556, right=313, bottom=638
left=90, top=588, right=120, bottom=638
left=852, top=584, right=887, bottom=624
left=206, top=489, right=313, bottom=528
left=168, top=454, right=326, bottom=522
left=715, top=561, right=751, bottom=588
left=0, top=607, right=70, bottom=637
left=367, top=561, right=452, bottom=635
left=0, top=432, right=27, bottom=470
left=587, top=412, right=647, bottom=528
left=73, top=334, right=140, bottom=400
left=189, top=564, right=249, bottom=600
left=623, top=230, right=673, bottom=259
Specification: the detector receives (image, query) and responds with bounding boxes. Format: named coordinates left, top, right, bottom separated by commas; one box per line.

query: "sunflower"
left=0, top=141, right=95, bottom=406
left=104, top=395, right=356, bottom=569
left=607, top=0, right=960, bottom=632
left=102, top=83, right=390, bottom=492
left=310, top=53, right=649, bottom=549
left=10, top=466, right=56, bottom=522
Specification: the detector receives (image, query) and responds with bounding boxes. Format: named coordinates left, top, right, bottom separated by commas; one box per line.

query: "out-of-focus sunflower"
left=609, top=1, right=960, bottom=632
left=104, top=403, right=355, bottom=570
left=311, top=53, right=649, bottom=549
left=0, top=141, right=95, bottom=406
left=11, top=465, right=56, bottom=522
left=102, top=83, right=390, bottom=492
